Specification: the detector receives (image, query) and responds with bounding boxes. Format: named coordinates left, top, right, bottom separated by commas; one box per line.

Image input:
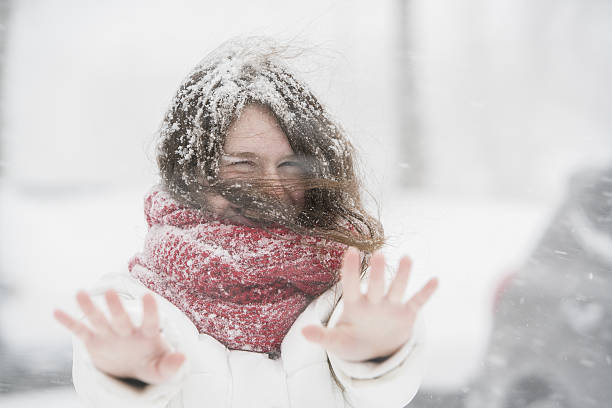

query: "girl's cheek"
left=290, top=189, right=306, bottom=209
left=206, top=194, right=231, bottom=217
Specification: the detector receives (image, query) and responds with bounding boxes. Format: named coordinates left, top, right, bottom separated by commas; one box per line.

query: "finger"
left=340, top=247, right=362, bottom=303
left=155, top=352, right=186, bottom=382
left=387, top=256, right=412, bottom=303
left=53, top=309, right=94, bottom=343
left=366, top=251, right=385, bottom=303
left=76, top=290, right=112, bottom=335
left=406, top=277, right=439, bottom=312
left=140, top=293, right=160, bottom=337
left=302, top=325, right=342, bottom=352
left=105, top=290, right=134, bottom=336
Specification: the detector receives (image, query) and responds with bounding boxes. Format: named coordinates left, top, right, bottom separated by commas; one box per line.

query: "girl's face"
left=206, top=104, right=306, bottom=225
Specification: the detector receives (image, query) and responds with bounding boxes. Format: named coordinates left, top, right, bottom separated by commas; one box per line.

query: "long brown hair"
left=156, top=37, right=384, bottom=254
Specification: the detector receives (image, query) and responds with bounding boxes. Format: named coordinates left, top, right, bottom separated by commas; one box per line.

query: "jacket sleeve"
left=71, top=271, right=199, bottom=408
left=326, top=300, right=426, bottom=408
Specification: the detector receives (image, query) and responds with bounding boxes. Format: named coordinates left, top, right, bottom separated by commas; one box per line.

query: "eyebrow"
left=222, top=152, right=300, bottom=161
left=222, top=152, right=258, bottom=159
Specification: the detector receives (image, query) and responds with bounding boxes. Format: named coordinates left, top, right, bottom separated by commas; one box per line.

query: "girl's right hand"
left=53, top=290, right=186, bottom=385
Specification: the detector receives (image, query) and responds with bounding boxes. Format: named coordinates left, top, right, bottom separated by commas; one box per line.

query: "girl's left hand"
left=302, top=248, right=438, bottom=362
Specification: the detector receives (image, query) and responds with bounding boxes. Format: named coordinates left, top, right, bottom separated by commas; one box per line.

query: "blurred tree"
left=396, top=0, right=424, bottom=188
left=0, top=0, right=8, bottom=173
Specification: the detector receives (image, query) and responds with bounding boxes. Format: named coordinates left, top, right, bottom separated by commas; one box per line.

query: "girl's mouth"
left=226, top=206, right=256, bottom=227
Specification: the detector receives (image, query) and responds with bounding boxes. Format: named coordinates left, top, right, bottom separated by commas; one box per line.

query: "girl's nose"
left=263, top=168, right=291, bottom=202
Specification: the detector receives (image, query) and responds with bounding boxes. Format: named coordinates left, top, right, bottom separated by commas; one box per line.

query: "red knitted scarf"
left=129, top=188, right=346, bottom=355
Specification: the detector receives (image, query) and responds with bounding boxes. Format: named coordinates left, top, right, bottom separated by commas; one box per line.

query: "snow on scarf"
left=129, top=188, right=346, bottom=355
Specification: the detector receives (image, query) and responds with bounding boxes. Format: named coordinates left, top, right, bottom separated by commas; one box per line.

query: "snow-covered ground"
left=0, top=185, right=552, bottom=405
left=0, top=387, right=81, bottom=408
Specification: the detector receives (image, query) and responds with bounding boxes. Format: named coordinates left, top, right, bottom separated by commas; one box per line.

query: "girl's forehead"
left=224, top=105, right=294, bottom=156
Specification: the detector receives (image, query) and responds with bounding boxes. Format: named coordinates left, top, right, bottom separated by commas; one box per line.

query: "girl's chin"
left=221, top=213, right=290, bottom=229
left=222, top=213, right=257, bottom=227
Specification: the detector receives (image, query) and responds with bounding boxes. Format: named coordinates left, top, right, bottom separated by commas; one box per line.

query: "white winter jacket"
left=72, top=268, right=426, bottom=408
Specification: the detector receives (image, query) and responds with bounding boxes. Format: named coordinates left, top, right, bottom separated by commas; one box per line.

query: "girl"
left=54, top=37, right=438, bottom=408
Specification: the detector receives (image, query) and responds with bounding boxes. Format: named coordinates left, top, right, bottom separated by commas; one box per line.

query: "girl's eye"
left=221, top=160, right=256, bottom=174
left=279, top=161, right=305, bottom=177
left=228, top=160, right=255, bottom=167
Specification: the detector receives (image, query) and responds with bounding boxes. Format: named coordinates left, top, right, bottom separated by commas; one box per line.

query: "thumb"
left=156, top=352, right=186, bottom=382
left=302, top=325, right=325, bottom=344
left=302, top=325, right=340, bottom=351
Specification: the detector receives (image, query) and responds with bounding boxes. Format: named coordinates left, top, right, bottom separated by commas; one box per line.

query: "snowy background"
left=0, top=0, right=611, bottom=406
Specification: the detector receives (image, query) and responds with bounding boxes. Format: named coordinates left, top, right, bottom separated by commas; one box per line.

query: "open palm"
left=54, top=290, right=185, bottom=384
left=302, top=248, right=438, bottom=362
